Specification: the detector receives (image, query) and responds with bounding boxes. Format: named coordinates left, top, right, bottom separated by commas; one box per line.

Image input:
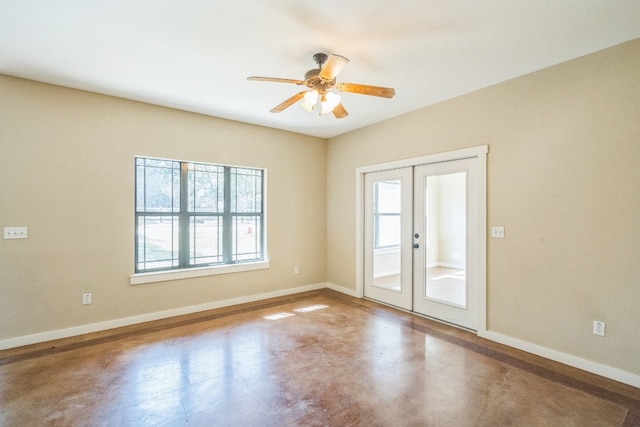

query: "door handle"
left=413, top=243, right=419, bottom=249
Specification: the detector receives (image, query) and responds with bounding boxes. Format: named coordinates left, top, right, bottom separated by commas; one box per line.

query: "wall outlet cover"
left=491, top=226, right=505, bottom=238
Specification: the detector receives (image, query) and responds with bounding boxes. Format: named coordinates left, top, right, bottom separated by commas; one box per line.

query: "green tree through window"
left=135, top=157, right=264, bottom=273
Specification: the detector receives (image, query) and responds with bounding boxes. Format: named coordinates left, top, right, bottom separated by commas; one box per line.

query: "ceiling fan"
left=247, top=53, right=395, bottom=119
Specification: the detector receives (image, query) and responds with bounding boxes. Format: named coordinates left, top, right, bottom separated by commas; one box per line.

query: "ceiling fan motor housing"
left=305, top=53, right=337, bottom=91
left=312, top=52, right=328, bottom=68
left=304, top=68, right=321, bottom=81
left=304, top=71, right=334, bottom=93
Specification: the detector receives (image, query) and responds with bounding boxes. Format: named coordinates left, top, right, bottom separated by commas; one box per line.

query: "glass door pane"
left=363, top=167, right=413, bottom=311
left=424, top=172, right=467, bottom=307
left=373, top=179, right=402, bottom=292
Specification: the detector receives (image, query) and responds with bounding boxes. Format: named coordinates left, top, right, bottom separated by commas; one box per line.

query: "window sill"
left=130, top=261, right=270, bottom=285
left=374, top=246, right=401, bottom=255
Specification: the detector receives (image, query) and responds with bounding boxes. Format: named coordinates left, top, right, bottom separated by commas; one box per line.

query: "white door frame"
left=355, top=145, right=488, bottom=332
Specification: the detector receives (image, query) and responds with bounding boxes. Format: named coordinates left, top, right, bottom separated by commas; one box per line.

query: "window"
left=135, top=157, right=264, bottom=273
left=373, top=180, right=401, bottom=249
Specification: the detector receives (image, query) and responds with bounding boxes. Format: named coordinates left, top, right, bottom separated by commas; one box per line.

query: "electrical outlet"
left=294, top=266, right=299, bottom=274
left=593, top=320, right=605, bottom=336
left=83, top=293, right=92, bottom=305
left=491, top=226, right=505, bottom=238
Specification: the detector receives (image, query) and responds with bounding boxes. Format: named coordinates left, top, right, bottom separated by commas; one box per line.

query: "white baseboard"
left=325, top=282, right=358, bottom=297
left=479, top=330, right=640, bottom=388
left=0, top=282, right=327, bottom=351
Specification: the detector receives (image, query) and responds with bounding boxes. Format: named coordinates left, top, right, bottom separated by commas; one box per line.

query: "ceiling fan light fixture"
left=248, top=52, right=394, bottom=119
left=301, top=90, right=318, bottom=112
left=320, top=91, right=341, bottom=115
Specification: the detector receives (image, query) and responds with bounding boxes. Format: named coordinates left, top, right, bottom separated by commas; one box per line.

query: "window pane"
left=232, top=216, right=262, bottom=262
left=136, top=158, right=180, bottom=213
left=231, top=167, right=262, bottom=213
left=190, top=216, right=222, bottom=265
left=188, top=163, right=224, bottom=213
left=425, top=172, right=467, bottom=307
left=375, top=180, right=401, bottom=214
left=377, top=215, right=401, bottom=247
left=137, top=215, right=179, bottom=270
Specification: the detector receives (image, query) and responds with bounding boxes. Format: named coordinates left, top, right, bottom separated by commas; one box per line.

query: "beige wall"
left=0, top=76, right=326, bottom=339
left=327, top=39, right=640, bottom=375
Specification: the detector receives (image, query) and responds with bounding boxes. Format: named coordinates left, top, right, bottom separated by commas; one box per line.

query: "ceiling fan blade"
left=319, top=54, right=349, bottom=81
left=337, top=82, right=396, bottom=98
left=247, top=76, right=304, bottom=85
left=332, top=103, right=349, bottom=119
left=270, top=91, right=307, bottom=113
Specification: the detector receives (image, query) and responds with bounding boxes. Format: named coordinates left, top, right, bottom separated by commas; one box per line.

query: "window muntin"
left=373, top=180, right=402, bottom=249
left=188, top=162, right=224, bottom=213
left=135, top=159, right=180, bottom=213
left=135, top=157, right=264, bottom=273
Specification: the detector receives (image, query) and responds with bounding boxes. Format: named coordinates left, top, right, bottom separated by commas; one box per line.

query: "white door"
left=363, top=167, right=413, bottom=310
left=362, top=154, right=483, bottom=331
left=413, top=158, right=479, bottom=330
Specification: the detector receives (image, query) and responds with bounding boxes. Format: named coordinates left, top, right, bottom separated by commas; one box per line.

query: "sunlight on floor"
left=263, top=304, right=329, bottom=320
left=293, top=304, right=329, bottom=313
left=263, top=312, right=295, bottom=321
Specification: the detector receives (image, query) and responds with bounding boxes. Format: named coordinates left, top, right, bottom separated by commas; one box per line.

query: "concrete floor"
left=1, top=289, right=639, bottom=426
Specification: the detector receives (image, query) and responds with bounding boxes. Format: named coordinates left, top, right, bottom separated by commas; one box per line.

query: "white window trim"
left=374, top=246, right=400, bottom=255
left=133, top=156, right=269, bottom=280
left=130, top=260, right=270, bottom=285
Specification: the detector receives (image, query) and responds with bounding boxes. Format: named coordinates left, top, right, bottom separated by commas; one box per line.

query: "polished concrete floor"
left=1, top=289, right=639, bottom=426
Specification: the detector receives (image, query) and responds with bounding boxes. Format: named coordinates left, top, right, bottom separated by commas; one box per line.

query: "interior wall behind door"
left=427, top=173, right=466, bottom=270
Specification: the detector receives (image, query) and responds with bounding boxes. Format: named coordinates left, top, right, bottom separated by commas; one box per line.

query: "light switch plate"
left=491, top=226, right=505, bottom=238
left=4, top=227, right=28, bottom=239
left=593, top=320, right=605, bottom=336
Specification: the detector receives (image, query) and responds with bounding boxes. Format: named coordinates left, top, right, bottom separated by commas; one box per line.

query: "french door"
left=363, top=155, right=482, bottom=331
left=363, top=168, right=413, bottom=310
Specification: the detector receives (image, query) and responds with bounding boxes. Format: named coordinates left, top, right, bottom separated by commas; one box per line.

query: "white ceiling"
left=1, top=1, right=639, bottom=139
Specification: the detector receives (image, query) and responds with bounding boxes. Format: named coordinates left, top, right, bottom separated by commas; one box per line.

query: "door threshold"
left=364, top=296, right=477, bottom=334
